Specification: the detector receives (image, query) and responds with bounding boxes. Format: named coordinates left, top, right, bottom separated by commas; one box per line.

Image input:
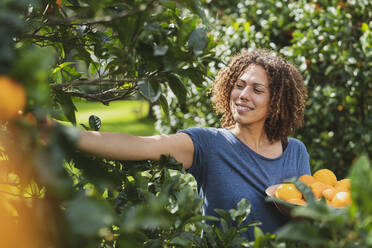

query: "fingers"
left=37, top=116, right=56, bottom=146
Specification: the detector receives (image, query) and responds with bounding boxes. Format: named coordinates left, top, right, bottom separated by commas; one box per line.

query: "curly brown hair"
left=212, top=49, right=307, bottom=142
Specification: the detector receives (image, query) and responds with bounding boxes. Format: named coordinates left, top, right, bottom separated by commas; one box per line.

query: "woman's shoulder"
left=288, top=137, right=308, bottom=151
left=178, top=127, right=228, bottom=143
left=180, top=126, right=223, bottom=135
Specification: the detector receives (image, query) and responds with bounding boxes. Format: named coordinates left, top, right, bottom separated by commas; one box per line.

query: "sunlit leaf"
left=188, top=27, right=207, bottom=56
left=88, top=115, right=101, bottom=131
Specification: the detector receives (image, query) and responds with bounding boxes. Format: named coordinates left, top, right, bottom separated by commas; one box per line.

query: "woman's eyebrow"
left=253, top=82, right=267, bottom=88
left=237, top=78, right=267, bottom=88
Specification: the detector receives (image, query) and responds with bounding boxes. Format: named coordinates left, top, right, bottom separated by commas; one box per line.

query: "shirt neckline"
left=223, top=128, right=291, bottom=161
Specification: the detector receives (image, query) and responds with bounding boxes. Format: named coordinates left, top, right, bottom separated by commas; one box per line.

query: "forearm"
left=76, top=130, right=158, bottom=161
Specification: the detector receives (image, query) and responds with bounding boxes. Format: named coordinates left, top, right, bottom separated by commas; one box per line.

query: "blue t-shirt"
left=180, top=127, right=310, bottom=240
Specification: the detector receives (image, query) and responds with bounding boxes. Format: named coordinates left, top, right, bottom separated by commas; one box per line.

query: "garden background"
left=0, top=0, right=371, bottom=247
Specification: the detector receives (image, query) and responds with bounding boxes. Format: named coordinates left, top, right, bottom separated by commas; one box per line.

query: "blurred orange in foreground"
left=0, top=76, right=27, bottom=122
left=0, top=133, right=57, bottom=248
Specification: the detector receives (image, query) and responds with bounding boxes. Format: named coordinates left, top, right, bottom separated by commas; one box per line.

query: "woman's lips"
left=236, top=104, right=254, bottom=112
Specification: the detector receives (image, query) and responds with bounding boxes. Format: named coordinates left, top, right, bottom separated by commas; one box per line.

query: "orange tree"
left=1, top=0, right=276, bottom=247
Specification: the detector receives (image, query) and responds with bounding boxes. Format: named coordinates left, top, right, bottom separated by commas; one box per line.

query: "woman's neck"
left=230, top=123, right=283, bottom=158
left=230, top=123, right=270, bottom=150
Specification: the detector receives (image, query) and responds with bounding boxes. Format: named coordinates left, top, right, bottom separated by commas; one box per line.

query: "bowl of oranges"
left=266, top=169, right=352, bottom=216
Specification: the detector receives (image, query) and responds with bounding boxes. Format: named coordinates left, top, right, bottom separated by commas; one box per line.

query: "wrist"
left=55, top=123, right=82, bottom=147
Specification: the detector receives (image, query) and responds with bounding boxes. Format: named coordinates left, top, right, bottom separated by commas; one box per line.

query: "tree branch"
left=51, top=69, right=159, bottom=90
left=40, top=0, right=156, bottom=27
left=51, top=78, right=142, bottom=90
left=61, top=87, right=138, bottom=105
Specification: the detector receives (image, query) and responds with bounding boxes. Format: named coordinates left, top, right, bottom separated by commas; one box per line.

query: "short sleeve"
left=297, top=140, right=311, bottom=175
left=177, top=127, right=212, bottom=184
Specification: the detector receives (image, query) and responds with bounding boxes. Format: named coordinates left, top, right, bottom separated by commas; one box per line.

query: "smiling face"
left=230, top=64, right=270, bottom=127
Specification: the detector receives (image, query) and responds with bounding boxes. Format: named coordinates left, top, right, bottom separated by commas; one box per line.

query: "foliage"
left=155, top=0, right=372, bottom=178
left=1, top=0, right=372, bottom=247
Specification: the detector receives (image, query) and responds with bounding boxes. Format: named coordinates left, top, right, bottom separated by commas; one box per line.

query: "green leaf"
left=220, top=218, right=229, bottom=233
left=153, top=45, right=169, bottom=56
left=158, top=94, right=169, bottom=120
left=180, top=67, right=204, bottom=87
left=138, top=80, right=161, bottom=103
left=121, top=195, right=173, bottom=231
left=229, top=198, right=251, bottom=227
left=177, top=16, right=198, bottom=46
left=159, top=0, right=177, bottom=9
left=349, top=155, right=372, bottom=216
left=176, top=0, right=209, bottom=27
left=66, top=193, right=115, bottom=237
left=116, top=17, right=136, bottom=47
left=188, top=27, right=207, bottom=56
left=52, top=62, right=76, bottom=74
left=214, top=208, right=232, bottom=226
left=198, top=223, right=219, bottom=246
left=54, top=89, right=77, bottom=125
left=165, top=73, right=188, bottom=104
left=291, top=202, right=339, bottom=221
left=254, top=226, right=264, bottom=239
left=275, top=221, right=329, bottom=246
left=361, top=22, right=370, bottom=32
left=88, top=115, right=101, bottom=131
left=170, top=232, right=202, bottom=246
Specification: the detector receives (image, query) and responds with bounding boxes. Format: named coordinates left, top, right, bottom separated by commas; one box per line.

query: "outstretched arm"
left=77, top=130, right=195, bottom=169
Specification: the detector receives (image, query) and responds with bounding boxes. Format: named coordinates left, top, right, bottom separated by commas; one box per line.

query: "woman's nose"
left=239, top=86, right=251, bottom=101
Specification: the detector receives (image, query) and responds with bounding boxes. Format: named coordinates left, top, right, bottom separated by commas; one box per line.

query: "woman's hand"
left=37, top=116, right=57, bottom=146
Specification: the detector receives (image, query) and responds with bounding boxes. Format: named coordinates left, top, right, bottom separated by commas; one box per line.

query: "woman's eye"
left=254, top=88, right=263, bottom=93
left=235, top=83, right=243, bottom=88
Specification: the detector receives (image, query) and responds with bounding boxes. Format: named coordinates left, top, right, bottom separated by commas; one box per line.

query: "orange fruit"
left=313, top=169, right=337, bottom=186
left=287, top=198, right=306, bottom=206
left=299, top=174, right=316, bottom=186
left=322, top=187, right=336, bottom=201
left=331, top=191, right=351, bottom=208
left=310, top=181, right=330, bottom=199
left=0, top=76, right=26, bottom=122
left=275, top=183, right=302, bottom=201
left=335, top=178, right=351, bottom=191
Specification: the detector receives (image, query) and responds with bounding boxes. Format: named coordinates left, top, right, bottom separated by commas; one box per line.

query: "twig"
left=40, top=0, right=156, bottom=27
left=62, top=87, right=137, bottom=105
left=51, top=78, right=142, bottom=90
left=51, top=69, right=159, bottom=90
left=19, top=33, right=93, bottom=47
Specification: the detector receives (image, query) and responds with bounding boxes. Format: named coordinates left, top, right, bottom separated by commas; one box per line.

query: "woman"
left=61, top=49, right=310, bottom=240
